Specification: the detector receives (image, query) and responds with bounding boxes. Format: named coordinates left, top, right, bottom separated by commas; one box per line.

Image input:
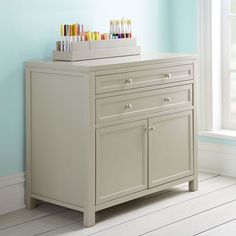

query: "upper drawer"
left=96, top=84, right=192, bottom=124
left=95, top=64, right=193, bottom=94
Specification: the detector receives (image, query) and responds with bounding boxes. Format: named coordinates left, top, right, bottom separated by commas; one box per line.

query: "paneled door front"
left=96, top=120, right=148, bottom=204
left=148, top=110, right=193, bottom=188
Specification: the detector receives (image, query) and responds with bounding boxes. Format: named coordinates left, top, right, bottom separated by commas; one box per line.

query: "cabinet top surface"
left=26, top=52, right=198, bottom=72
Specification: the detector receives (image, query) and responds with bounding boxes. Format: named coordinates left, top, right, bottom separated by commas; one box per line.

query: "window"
left=222, top=0, right=236, bottom=129
left=199, top=0, right=236, bottom=134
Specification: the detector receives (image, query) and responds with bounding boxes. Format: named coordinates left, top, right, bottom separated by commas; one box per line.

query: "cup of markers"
left=58, top=19, right=132, bottom=52
left=59, top=24, right=84, bottom=52
left=110, top=18, right=132, bottom=39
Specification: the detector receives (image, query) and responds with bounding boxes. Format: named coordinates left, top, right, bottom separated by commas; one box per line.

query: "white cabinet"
left=25, top=53, right=198, bottom=227
left=96, top=120, right=148, bottom=204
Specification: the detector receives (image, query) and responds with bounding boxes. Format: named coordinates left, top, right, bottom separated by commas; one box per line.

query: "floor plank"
left=0, top=210, right=82, bottom=236
left=197, top=219, right=236, bottom=236
left=144, top=200, right=236, bottom=236
left=89, top=182, right=236, bottom=236
left=198, top=172, right=219, bottom=181
left=0, top=203, right=64, bottom=230
left=0, top=172, right=224, bottom=236
left=38, top=175, right=234, bottom=236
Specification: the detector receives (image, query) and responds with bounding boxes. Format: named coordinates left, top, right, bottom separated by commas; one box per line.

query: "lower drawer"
left=96, top=84, right=192, bottom=123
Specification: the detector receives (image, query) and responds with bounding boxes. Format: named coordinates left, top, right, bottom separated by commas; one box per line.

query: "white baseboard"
left=0, top=173, right=25, bottom=215
left=199, top=142, right=236, bottom=177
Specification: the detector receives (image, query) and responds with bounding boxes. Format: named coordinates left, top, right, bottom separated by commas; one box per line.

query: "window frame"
left=222, top=0, right=236, bottom=129
left=199, top=0, right=222, bottom=132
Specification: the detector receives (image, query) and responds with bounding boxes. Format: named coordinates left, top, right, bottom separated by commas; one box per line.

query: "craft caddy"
left=53, top=18, right=141, bottom=61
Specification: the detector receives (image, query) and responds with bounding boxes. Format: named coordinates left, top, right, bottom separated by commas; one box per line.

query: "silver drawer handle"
left=149, top=126, right=156, bottom=131
left=163, top=97, right=172, bottom=103
left=125, top=103, right=133, bottom=109
left=125, top=78, right=133, bottom=85
left=165, top=73, right=172, bottom=78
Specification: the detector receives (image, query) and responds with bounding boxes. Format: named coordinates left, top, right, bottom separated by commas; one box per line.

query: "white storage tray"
left=53, top=38, right=141, bottom=61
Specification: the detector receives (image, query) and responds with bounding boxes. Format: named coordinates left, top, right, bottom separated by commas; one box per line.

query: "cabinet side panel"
left=30, top=72, right=89, bottom=208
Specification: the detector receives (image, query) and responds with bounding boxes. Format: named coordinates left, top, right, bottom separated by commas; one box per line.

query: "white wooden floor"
left=1, top=172, right=236, bottom=236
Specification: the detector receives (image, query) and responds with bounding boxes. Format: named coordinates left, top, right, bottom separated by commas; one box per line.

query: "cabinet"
left=25, top=53, right=198, bottom=227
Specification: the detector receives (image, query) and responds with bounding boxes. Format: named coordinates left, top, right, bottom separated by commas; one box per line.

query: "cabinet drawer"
left=96, top=84, right=192, bottom=123
left=96, top=64, right=193, bottom=94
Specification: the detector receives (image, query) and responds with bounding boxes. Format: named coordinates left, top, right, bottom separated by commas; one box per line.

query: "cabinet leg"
left=189, top=180, right=198, bottom=192
left=26, top=197, right=38, bottom=209
left=83, top=210, right=96, bottom=227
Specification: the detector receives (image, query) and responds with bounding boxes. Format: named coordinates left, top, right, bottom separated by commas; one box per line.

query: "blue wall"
left=0, top=0, right=175, bottom=177
left=0, top=0, right=200, bottom=177
left=170, top=0, right=198, bottom=53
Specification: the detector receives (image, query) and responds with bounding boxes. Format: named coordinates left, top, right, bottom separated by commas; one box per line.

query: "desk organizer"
left=53, top=38, right=141, bottom=61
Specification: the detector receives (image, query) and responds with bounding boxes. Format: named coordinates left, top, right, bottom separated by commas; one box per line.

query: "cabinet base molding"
left=31, top=194, right=84, bottom=212
left=0, top=173, right=25, bottom=215
left=30, top=175, right=195, bottom=226
left=96, top=175, right=194, bottom=211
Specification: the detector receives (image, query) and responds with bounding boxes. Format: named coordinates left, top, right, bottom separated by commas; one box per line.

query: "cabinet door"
left=149, top=111, right=193, bottom=188
left=96, top=120, right=148, bottom=204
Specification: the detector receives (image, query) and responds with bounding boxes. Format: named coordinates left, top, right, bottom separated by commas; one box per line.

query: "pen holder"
left=52, top=38, right=141, bottom=61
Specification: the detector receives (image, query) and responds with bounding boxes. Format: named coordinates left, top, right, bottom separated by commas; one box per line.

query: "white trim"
left=0, top=173, right=25, bottom=215
left=199, top=0, right=213, bottom=131
left=212, top=0, right=222, bottom=130
left=0, top=173, right=25, bottom=188
left=197, top=0, right=201, bottom=130
left=222, top=0, right=230, bottom=129
left=222, top=0, right=236, bottom=129
left=199, top=142, right=236, bottom=177
left=199, top=0, right=223, bottom=132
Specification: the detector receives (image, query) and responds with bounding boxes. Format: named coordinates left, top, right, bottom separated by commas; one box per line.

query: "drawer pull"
left=165, top=73, right=172, bottom=78
left=149, top=126, right=156, bottom=131
left=125, top=79, right=133, bottom=85
left=163, top=97, right=172, bottom=103
left=125, top=103, right=133, bottom=109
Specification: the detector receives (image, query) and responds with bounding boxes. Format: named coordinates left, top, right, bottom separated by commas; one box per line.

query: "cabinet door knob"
left=149, top=126, right=156, bottom=131
left=165, top=73, right=172, bottom=78
left=125, top=78, right=133, bottom=85
left=125, top=103, right=133, bottom=109
left=163, top=97, right=172, bottom=103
